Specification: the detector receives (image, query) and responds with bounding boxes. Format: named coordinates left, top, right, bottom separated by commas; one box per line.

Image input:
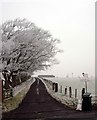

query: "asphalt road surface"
left=2, top=78, right=96, bottom=120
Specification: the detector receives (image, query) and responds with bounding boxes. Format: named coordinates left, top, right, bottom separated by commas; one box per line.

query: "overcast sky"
left=0, top=0, right=96, bottom=77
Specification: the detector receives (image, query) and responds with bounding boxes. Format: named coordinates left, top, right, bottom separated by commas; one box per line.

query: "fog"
left=0, top=0, right=95, bottom=77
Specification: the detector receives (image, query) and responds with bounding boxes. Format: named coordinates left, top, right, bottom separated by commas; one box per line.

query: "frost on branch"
left=0, top=18, right=62, bottom=88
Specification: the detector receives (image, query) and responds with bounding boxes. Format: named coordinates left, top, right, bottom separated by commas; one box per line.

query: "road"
left=2, top=78, right=96, bottom=120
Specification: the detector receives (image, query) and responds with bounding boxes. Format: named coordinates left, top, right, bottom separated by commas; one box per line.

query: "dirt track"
left=2, top=78, right=96, bottom=120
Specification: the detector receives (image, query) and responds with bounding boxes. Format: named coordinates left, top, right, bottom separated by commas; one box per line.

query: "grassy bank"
left=42, top=79, right=97, bottom=110
left=2, top=88, right=28, bottom=112
left=42, top=79, right=77, bottom=109
left=2, top=77, right=35, bottom=112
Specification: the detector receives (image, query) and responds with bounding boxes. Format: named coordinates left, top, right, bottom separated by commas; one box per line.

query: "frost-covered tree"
left=0, top=18, right=62, bottom=88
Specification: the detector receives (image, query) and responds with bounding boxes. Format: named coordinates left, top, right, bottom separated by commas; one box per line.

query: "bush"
left=19, top=72, right=31, bottom=83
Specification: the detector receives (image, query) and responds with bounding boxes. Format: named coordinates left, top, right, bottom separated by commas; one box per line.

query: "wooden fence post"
left=0, top=80, right=2, bottom=102
left=55, top=83, right=58, bottom=92
left=69, top=87, right=72, bottom=98
left=75, top=89, right=77, bottom=99
left=10, top=88, right=13, bottom=97
left=65, top=87, right=67, bottom=96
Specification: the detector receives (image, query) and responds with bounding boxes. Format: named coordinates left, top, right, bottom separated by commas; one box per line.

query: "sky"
left=0, top=0, right=96, bottom=77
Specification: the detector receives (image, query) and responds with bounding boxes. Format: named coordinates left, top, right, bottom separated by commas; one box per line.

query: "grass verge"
left=2, top=87, right=29, bottom=112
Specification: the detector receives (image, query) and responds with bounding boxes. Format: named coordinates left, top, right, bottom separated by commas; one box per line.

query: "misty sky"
left=0, top=0, right=95, bottom=77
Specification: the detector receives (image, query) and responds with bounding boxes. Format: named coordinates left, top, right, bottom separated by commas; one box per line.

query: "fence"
left=0, top=80, right=2, bottom=102
left=3, top=88, right=13, bottom=99
left=2, top=77, right=35, bottom=100
left=43, top=78, right=97, bottom=105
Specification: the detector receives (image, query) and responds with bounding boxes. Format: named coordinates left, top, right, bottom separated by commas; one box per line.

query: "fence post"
left=10, top=88, right=13, bottom=97
left=65, top=87, right=67, bottom=96
left=2, top=80, right=3, bottom=102
left=69, top=87, right=72, bottom=98
left=75, top=89, right=77, bottom=99
left=55, top=83, right=58, bottom=92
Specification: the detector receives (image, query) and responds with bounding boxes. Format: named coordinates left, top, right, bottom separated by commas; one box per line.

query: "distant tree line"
left=38, top=75, right=55, bottom=78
